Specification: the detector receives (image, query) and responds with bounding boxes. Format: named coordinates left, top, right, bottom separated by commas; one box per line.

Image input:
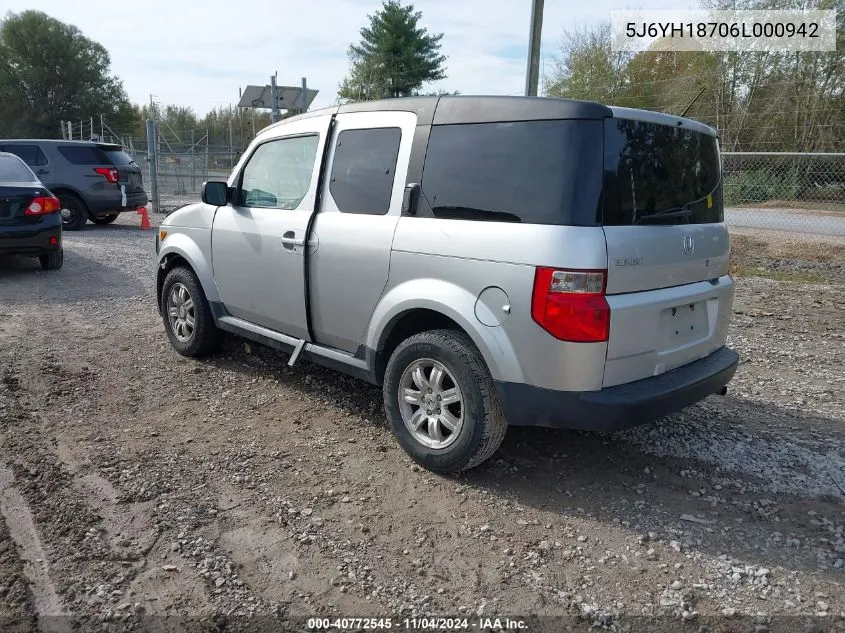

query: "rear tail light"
left=94, top=167, right=120, bottom=183
left=25, top=196, right=61, bottom=215
left=531, top=267, right=610, bottom=343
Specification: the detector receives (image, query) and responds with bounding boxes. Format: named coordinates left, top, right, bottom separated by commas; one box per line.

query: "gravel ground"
left=0, top=214, right=843, bottom=633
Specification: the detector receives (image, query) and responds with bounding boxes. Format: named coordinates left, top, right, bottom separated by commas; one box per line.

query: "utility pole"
left=205, top=129, right=209, bottom=183
left=228, top=118, right=233, bottom=167
left=191, top=129, right=195, bottom=193
left=100, top=114, right=105, bottom=141
left=270, top=72, right=279, bottom=123
left=146, top=119, right=159, bottom=215
left=300, top=77, right=308, bottom=113
left=524, top=0, right=545, bottom=96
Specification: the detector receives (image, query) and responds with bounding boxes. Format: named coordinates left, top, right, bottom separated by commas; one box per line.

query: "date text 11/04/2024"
left=306, top=617, right=529, bottom=630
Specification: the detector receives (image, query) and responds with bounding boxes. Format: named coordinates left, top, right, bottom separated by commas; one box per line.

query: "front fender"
left=366, top=279, right=525, bottom=384
left=157, top=229, right=220, bottom=304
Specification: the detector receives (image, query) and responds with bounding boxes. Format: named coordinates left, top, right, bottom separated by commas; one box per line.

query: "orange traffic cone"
left=137, top=206, right=151, bottom=230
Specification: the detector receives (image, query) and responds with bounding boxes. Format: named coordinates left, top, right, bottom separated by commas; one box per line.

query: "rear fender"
left=366, top=279, right=525, bottom=384
left=49, top=184, right=87, bottom=201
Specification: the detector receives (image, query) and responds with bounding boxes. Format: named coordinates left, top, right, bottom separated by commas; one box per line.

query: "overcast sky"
left=12, top=0, right=696, bottom=115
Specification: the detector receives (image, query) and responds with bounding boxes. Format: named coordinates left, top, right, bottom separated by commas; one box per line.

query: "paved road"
left=726, top=207, right=845, bottom=236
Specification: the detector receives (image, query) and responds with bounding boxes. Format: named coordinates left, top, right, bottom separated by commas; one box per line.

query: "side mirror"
left=201, top=180, right=229, bottom=206
left=401, top=183, right=421, bottom=216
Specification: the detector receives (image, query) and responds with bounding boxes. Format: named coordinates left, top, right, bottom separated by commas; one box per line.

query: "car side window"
left=329, top=127, right=401, bottom=215
left=236, top=135, right=319, bottom=209
left=1, top=144, right=48, bottom=167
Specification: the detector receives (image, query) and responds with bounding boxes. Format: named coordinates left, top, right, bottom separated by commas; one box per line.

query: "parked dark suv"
left=0, top=140, right=148, bottom=230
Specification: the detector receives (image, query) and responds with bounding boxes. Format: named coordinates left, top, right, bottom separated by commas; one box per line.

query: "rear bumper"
left=87, top=190, right=149, bottom=215
left=495, top=346, right=739, bottom=431
left=124, top=191, right=149, bottom=210
left=0, top=221, right=62, bottom=256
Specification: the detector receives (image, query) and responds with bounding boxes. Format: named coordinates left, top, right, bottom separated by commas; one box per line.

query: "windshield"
left=0, top=155, right=37, bottom=182
left=603, top=118, right=723, bottom=226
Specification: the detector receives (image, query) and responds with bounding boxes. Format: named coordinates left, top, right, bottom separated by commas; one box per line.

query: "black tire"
left=90, top=213, right=119, bottom=225
left=383, top=329, right=507, bottom=474
left=39, top=249, right=63, bottom=270
left=160, top=266, right=220, bottom=357
left=58, top=193, right=88, bottom=230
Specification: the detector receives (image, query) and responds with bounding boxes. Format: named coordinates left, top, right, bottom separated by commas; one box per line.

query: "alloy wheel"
left=397, top=358, right=464, bottom=449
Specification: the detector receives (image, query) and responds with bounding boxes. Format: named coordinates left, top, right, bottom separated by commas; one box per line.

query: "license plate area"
left=120, top=172, right=142, bottom=191
left=658, top=300, right=709, bottom=349
left=0, top=201, right=21, bottom=221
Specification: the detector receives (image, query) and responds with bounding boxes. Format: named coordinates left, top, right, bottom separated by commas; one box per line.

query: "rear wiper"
left=634, top=207, right=693, bottom=224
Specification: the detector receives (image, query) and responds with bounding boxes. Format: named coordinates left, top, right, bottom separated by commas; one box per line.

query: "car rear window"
left=58, top=145, right=109, bottom=165
left=0, top=155, right=37, bottom=182
left=102, top=148, right=135, bottom=166
left=603, top=118, right=723, bottom=225
left=421, top=120, right=604, bottom=225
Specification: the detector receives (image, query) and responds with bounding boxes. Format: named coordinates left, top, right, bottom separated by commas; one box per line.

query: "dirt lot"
left=0, top=215, right=843, bottom=633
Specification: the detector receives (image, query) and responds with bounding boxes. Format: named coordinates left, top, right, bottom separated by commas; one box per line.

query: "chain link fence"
left=124, top=140, right=238, bottom=213
left=722, top=152, right=845, bottom=238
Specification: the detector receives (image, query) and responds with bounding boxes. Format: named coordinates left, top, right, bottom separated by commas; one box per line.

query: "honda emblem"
left=683, top=235, right=695, bottom=256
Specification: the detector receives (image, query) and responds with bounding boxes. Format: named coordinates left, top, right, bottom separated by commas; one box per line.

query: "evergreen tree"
left=338, top=0, right=446, bottom=102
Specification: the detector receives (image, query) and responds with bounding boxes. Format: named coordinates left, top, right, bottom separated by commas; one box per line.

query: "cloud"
left=10, top=0, right=697, bottom=116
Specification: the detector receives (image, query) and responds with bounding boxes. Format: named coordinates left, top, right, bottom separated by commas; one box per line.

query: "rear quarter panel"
left=71, top=162, right=120, bottom=211
left=368, top=218, right=609, bottom=391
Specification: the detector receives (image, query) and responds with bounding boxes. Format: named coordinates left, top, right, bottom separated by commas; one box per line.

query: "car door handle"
left=281, top=232, right=305, bottom=249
